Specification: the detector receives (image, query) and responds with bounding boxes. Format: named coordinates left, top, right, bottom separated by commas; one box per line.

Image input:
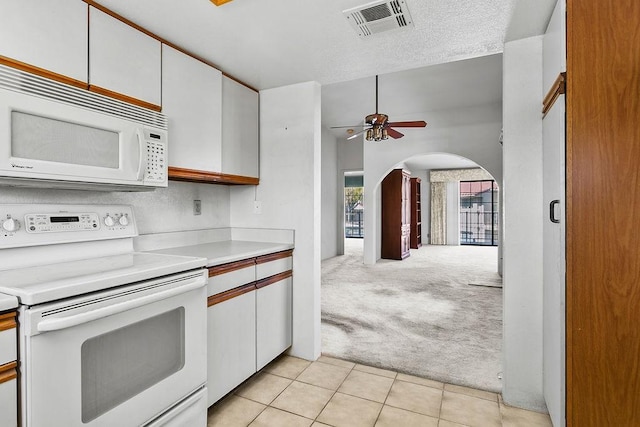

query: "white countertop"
left=148, top=240, right=294, bottom=267
left=0, top=293, right=19, bottom=311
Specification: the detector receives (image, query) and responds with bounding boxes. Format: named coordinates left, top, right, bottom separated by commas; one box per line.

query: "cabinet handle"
left=549, top=200, right=561, bottom=224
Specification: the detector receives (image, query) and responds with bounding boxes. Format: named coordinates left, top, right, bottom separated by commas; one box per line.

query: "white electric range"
left=0, top=204, right=208, bottom=427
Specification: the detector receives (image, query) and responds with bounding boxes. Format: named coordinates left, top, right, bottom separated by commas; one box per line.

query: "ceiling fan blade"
left=330, top=124, right=368, bottom=129
left=386, top=121, right=427, bottom=128
left=347, top=128, right=369, bottom=140
left=386, top=127, right=404, bottom=139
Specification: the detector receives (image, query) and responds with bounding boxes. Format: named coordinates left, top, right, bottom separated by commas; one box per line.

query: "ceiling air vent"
left=343, top=0, right=414, bottom=38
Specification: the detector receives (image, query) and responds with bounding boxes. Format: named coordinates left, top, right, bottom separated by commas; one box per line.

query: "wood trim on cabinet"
left=0, top=361, right=18, bottom=384
left=83, top=0, right=258, bottom=93
left=207, top=283, right=255, bottom=307
left=0, top=55, right=88, bottom=90
left=255, top=270, right=293, bottom=290
left=256, top=250, right=294, bottom=265
left=208, top=258, right=256, bottom=277
left=168, top=166, right=259, bottom=186
left=0, top=312, right=17, bottom=332
left=542, top=72, right=566, bottom=117
left=88, top=84, right=162, bottom=112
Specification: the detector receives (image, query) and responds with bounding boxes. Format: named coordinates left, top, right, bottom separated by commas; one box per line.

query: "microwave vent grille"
left=0, top=65, right=167, bottom=130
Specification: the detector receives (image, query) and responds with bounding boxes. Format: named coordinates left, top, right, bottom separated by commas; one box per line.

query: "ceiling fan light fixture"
left=366, top=129, right=373, bottom=140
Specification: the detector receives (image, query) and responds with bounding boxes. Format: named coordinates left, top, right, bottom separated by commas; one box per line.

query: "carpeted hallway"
left=321, top=239, right=502, bottom=393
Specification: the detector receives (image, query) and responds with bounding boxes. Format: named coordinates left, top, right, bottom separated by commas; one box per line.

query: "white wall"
left=502, top=35, right=545, bottom=412
left=321, top=126, right=339, bottom=260
left=230, top=81, right=322, bottom=362
left=0, top=182, right=230, bottom=234
left=446, top=181, right=460, bottom=245
left=363, top=103, right=503, bottom=264
left=335, top=136, right=364, bottom=256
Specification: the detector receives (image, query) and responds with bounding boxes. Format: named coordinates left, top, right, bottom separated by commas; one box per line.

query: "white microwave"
left=0, top=66, right=168, bottom=191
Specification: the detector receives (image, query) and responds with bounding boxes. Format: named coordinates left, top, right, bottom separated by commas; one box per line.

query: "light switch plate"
left=194, top=200, right=202, bottom=215
left=253, top=201, right=262, bottom=214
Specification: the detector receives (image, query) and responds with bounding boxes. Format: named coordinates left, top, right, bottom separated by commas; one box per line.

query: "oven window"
left=11, top=111, right=120, bottom=168
left=81, top=307, right=185, bottom=422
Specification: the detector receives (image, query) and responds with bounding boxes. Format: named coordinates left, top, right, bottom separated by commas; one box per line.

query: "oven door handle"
left=37, top=278, right=204, bottom=333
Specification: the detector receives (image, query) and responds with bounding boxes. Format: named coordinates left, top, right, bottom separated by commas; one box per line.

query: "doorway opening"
left=344, top=173, right=364, bottom=239
left=459, top=180, right=499, bottom=246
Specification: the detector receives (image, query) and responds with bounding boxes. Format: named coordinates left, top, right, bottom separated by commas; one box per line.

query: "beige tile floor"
left=207, top=355, right=552, bottom=427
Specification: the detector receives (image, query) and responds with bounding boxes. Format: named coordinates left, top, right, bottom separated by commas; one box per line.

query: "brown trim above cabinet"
left=0, top=361, right=18, bottom=384
left=542, top=72, right=566, bottom=117
left=0, top=312, right=17, bottom=332
left=168, top=167, right=259, bottom=186
left=207, top=283, right=255, bottom=307
left=208, top=258, right=256, bottom=277
left=0, top=55, right=88, bottom=90
left=256, top=270, right=293, bottom=289
left=256, top=250, right=294, bottom=265
left=88, top=84, right=162, bottom=112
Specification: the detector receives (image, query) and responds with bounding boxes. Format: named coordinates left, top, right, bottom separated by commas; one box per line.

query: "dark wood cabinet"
left=381, top=169, right=411, bottom=260
left=565, top=1, right=640, bottom=424
left=410, top=177, right=422, bottom=249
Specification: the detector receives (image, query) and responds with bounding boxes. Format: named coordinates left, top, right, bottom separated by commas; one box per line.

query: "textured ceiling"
left=94, top=0, right=519, bottom=90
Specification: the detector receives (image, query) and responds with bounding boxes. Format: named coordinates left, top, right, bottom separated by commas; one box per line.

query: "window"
left=459, top=180, right=498, bottom=246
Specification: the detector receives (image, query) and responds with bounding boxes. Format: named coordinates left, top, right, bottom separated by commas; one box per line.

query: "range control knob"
left=118, top=215, right=129, bottom=226
left=104, top=215, right=115, bottom=227
left=2, top=217, right=20, bottom=232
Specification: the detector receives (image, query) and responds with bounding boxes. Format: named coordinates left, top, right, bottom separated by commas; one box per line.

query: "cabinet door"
left=542, top=2, right=566, bottom=425
left=89, top=7, right=161, bottom=108
left=0, top=0, right=88, bottom=85
left=0, top=378, right=17, bottom=427
left=163, top=45, right=223, bottom=172
left=222, top=77, right=259, bottom=178
left=256, top=277, right=292, bottom=370
left=207, top=291, right=256, bottom=406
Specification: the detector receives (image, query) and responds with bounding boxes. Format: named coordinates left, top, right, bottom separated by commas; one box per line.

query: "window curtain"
left=430, top=182, right=447, bottom=245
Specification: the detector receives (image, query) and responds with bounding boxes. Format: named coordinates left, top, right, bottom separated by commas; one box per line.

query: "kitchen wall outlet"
left=193, top=200, right=202, bottom=215
left=253, top=201, right=262, bottom=214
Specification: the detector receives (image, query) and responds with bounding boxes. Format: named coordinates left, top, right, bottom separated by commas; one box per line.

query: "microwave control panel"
left=144, top=129, right=167, bottom=185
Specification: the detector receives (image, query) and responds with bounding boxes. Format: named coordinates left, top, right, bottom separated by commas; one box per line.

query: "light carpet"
left=321, top=240, right=502, bottom=392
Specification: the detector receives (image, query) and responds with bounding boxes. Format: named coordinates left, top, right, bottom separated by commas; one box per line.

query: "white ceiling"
left=321, top=53, right=503, bottom=138
left=94, top=0, right=528, bottom=90
left=404, top=153, right=480, bottom=172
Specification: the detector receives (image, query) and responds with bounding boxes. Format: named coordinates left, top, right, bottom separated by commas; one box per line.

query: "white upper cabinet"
left=162, top=44, right=222, bottom=172
left=222, top=77, right=259, bottom=178
left=0, top=0, right=88, bottom=83
left=89, top=7, right=161, bottom=108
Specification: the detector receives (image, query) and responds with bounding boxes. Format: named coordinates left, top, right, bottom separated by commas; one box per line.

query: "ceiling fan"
left=332, top=75, right=427, bottom=141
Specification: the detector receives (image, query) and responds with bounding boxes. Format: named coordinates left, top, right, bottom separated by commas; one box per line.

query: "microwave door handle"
left=136, top=129, right=147, bottom=181
left=36, top=277, right=204, bottom=333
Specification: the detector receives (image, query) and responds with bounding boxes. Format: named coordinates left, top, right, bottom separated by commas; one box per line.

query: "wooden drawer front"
left=256, top=256, right=292, bottom=281
left=0, top=372, right=18, bottom=427
left=208, top=259, right=256, bottom=296
left=0, top=313, right=17, bottom=365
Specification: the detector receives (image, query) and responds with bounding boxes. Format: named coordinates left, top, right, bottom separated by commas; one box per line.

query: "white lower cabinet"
left=256, top=277, right=293, bottom=371
left=0, top=378, right=17, bottom=427
left=207, top=290, right=256, bottom=406
left=206, top=252, right=293, bottom=406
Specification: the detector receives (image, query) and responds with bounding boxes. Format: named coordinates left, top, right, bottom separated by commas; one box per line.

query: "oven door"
left=20, top=269, right=207, bottom=427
